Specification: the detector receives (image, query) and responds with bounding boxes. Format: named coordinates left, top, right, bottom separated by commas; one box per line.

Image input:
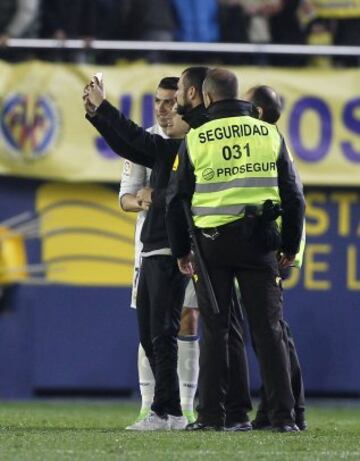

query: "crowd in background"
left=0, top=0, right=359, bottom=66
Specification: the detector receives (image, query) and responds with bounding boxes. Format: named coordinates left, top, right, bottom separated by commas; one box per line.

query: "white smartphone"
left=95, top=72, right=103, bottom=83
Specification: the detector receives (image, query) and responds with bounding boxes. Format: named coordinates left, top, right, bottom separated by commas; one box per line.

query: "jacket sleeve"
left=166, top=139, right=196, bottom=258
left=95, top=100, right=180, bottom=160
left=86, top=112, right=155, bottom=169
left=277, top=137, right=306, bottom=255
left=150, top=188, right=167, bottom=209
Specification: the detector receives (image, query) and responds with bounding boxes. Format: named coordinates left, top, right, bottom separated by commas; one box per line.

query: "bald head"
left=202, top=68, right=238, bottom=108
left=245, top=85, right=282, bottom=124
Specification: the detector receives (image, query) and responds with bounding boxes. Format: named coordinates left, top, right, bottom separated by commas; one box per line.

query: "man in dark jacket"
left=84, top=69, right=205, bottom=431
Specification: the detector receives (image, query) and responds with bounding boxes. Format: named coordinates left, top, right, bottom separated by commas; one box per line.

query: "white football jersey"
left=119, top=124, right=168, bottom=307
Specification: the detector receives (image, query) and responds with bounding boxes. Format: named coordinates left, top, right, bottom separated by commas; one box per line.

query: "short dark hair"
left=158, top=77, right=179, bottom=91
left=203, top=68, right=238, bottom=100
left=249, top=85, right=282, bottom=124
left=182, top=66, right=210, bottom=94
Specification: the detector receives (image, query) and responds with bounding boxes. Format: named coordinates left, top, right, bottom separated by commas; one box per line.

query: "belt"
left=199, top=217, right=251, bottom=240
left=198, top=205, right=262, bottom=240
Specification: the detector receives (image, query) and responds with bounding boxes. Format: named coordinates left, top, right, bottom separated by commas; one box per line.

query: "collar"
left=182, top=104, right=209, bottom=129
left=157, top=125, right=169, bottom=139
left=207, top=99, right=258, bottom=120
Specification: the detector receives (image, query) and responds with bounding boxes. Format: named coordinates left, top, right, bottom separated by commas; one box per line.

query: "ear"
left=203, top=90, right=211, bottom=109
left=188, top=86, right=196, bottom=101
left=257, top=106, right=264, bottom=120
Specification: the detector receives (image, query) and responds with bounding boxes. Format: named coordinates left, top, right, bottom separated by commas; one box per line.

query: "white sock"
left=138, top=343, right=155, bottom=412
left=177, top=336, right=199, bottom=412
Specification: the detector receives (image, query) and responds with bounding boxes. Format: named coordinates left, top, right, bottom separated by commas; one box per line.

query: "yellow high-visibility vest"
left=186, top=115, right=282, bottom=228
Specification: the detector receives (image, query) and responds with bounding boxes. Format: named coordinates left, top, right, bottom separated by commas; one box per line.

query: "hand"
left=278, top=253, right=295, bottom=269
left=138, top=201, right=151, bottom=211
left=83, top=83, right=97, bottom=117
left=86, top=74, right=105, bottom=110
left=177, top=252, right=195, bottom=277
left=136, top=187, right=153, bottom=210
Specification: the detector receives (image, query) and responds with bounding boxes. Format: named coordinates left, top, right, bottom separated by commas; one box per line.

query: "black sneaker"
left=251, top=416, right=272, bottom=430
left=272, top=423, right=300, bottom=433
left=185, top=421, right=224, bottom=431
left=295, top=416, right=308, bottom=431
left=225, top=421, right=252, bottom=432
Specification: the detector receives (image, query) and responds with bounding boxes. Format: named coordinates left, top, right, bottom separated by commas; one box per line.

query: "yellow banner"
left=0, top=60, right=360, bottom=185
left=310, top=0, right=360, bottom=18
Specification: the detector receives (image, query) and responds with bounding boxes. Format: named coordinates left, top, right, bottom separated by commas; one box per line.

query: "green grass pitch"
left=0, top=401, right=359, bottom=461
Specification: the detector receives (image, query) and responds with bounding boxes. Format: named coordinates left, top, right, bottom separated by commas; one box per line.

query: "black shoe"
left=295, top=417, right=307, bottom=431
left=225, top=421, right=252, bottom=432
left=251, top=417, right=272, bottom=430
left=272, top=423, right=300, bottom=433
left=185, top=421, right=224, bottom=431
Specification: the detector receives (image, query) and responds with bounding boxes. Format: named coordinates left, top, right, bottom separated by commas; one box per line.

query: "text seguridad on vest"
left=197, top=122, right=270, bottom=143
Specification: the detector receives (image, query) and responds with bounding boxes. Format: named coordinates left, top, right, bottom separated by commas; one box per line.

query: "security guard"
left=166, top=69, right=305, bottom=432
left=245, top=84, right=307, bottom=431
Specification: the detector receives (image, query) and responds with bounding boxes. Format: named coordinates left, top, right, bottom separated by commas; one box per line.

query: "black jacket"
left=86, top=100, right=207, bottom=253
left=166, top=99, right=306, bottom=258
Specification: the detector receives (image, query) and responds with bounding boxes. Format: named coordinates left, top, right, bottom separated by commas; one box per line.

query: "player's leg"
left=178, top=281, right=199, bottom=423
left=137, top=343, right=155, bottom=421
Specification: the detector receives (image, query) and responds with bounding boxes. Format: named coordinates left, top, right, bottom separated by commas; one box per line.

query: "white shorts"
left=131, top=269, right=198, bottom=310
left=183, top=279, right=198, bottom=309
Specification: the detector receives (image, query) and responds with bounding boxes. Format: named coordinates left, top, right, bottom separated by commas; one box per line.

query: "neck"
left=191, top=97, right=202, bottom=109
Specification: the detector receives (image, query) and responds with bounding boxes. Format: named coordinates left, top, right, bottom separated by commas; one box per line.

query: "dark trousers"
left=136, top=255, right=187, bottom=416
left=194, top=284, right=253, bottom=424
left=195, top=219, right=294, bottom=426
left=224, top=294, right=252, bottom=424
left=256, top=319, right=305, bottom=420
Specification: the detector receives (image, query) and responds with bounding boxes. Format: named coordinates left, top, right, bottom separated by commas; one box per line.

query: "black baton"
left=182, top=200, right=220, bottom=315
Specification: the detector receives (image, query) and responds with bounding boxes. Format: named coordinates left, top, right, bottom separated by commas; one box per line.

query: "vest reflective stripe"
left=193, top=187, right=279, bottom=210
left=187, top=114, right=282, bottom=228
left=195, top=176, right=278, bottom=193
left=192, top=204, right=248, bottom=217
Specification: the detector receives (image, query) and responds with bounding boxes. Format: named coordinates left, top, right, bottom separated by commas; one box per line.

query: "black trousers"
left=194, top=283, right=253, bottom=424
left=195, top=219, right=294, bottom=426
left=224, top=294, right=253, bottom=424
left=136, top=255, right=187, bottom=416
left=256, top=319, right=305, bottom=420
